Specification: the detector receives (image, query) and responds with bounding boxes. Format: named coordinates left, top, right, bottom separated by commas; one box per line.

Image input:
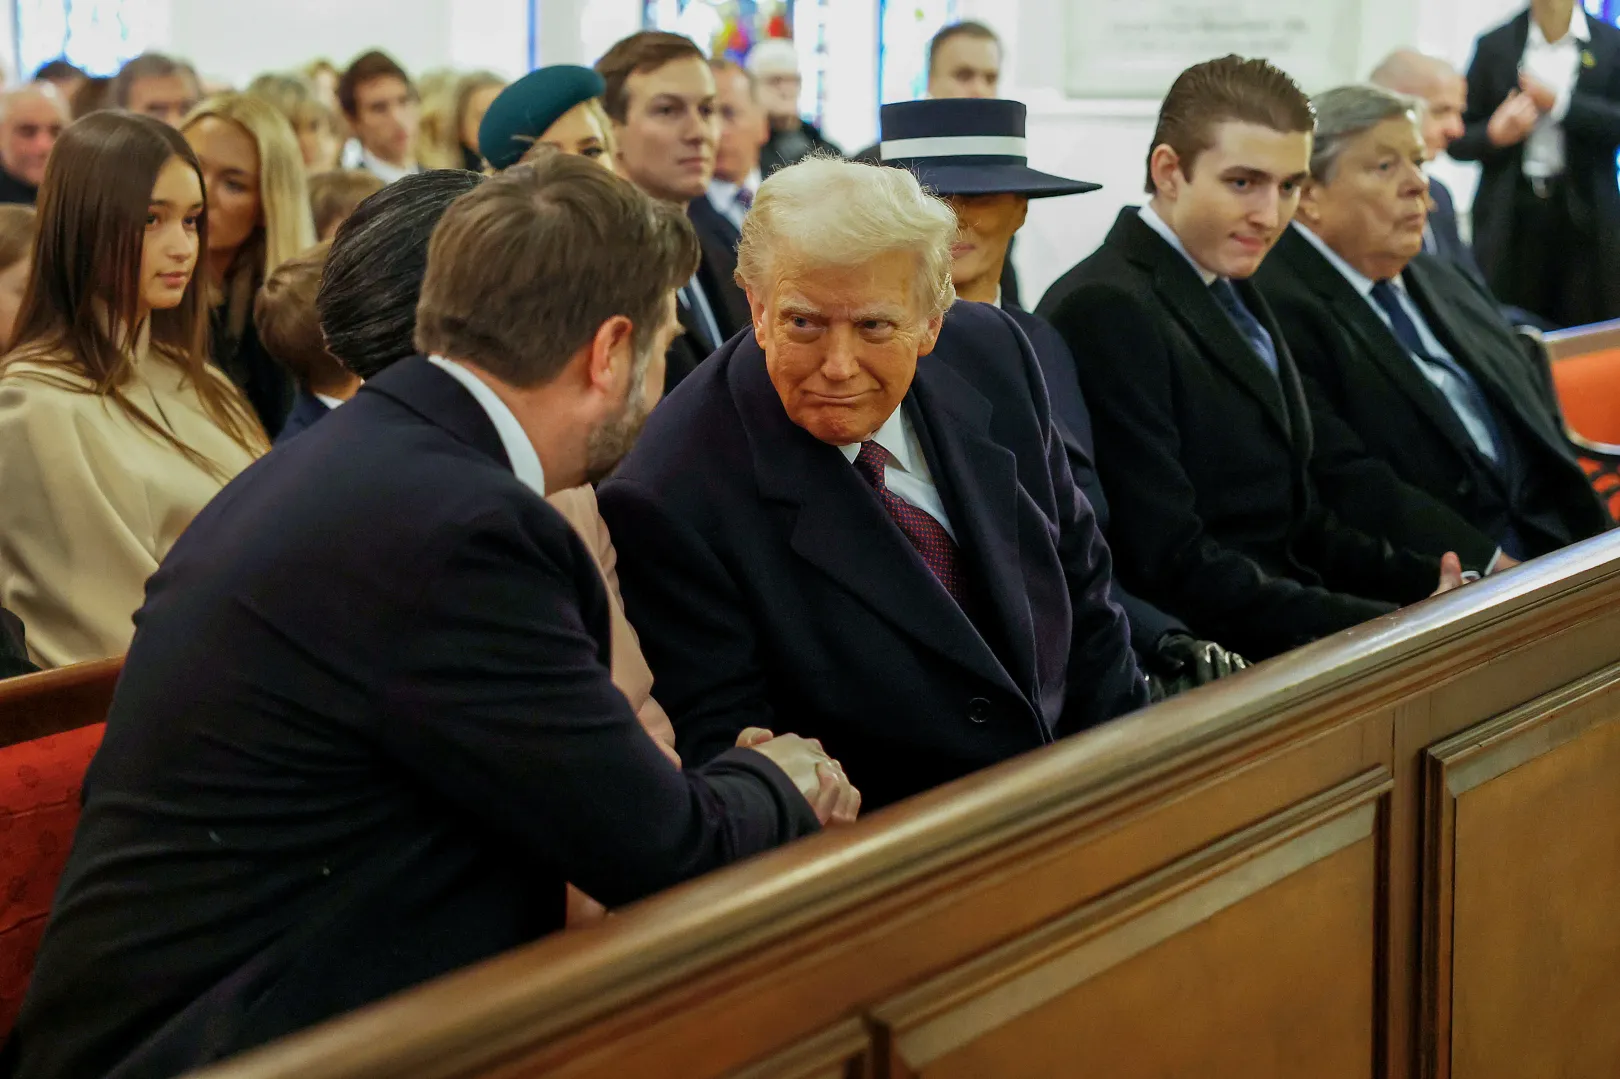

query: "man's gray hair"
left=736, top=155, right=957, bottom=320
left=1309, top=83, right=1420, bottom=182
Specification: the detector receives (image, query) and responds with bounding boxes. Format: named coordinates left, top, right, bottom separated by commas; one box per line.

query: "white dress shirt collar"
left=1529, top=3, right=1589, bottom=48
left=837, top=405, right=921, bottom=472
left=425, top=355, right=547, bottom=497
left=313, top=393, right=346, bottom=411
left=706, top=168, right=759, bottom=230
left=1293, top=221, right=1380, bottom=298
left=1137, top=203, right=1218, bottom=285
left=361, top=146, right=417, bottom=185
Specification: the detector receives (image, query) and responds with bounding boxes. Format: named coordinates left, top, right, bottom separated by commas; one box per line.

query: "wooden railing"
left=0, top=655, right=122, bottom=746
left=193, top=533, right=1620, bottom=1079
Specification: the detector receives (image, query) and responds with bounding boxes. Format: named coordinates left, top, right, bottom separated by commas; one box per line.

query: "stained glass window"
left=16, top=0, right=155, bottom=79
left=642, top=0, right=820, bottom=123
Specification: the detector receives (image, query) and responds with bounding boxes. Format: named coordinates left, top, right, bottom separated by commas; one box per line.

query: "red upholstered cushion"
left=0, top=723, right=104, bottom=1036
left=1552, top=347, right=1620, bottom=444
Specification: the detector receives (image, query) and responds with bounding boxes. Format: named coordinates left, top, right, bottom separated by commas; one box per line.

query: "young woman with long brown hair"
left=0, top=112, right=267, bottom=667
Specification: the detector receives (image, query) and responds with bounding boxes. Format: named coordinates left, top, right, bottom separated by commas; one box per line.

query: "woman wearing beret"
left=478, top=64, right=617, bottom=172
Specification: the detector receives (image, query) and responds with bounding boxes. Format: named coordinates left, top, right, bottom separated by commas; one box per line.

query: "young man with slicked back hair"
left=1037, top=56, right=1469, bottom=662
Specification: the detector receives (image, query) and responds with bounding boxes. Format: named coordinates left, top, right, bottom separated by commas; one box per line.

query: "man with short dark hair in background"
left=597, top=31, right=744, bottom=389
left=749, top=39, right=841, bottom=174
left=338, top=49, right=421, bottom=183
left=1255, top=84, right=1609, bottom=564
left=1037, top=56, right=1469, bottom=661
left=5, top=153, right=852, bottom=1079
left=0, top=83, right=68, bottom=204
left=111, top=52, right=200, bottom=127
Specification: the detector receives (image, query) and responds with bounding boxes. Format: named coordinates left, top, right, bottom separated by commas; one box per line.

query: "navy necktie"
left=1209, top=278, right=1279, bottom=377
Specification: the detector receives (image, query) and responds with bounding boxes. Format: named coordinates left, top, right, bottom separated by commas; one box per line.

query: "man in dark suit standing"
left=1450, top=0, right=1620, bottom=327
left=1257, top=84, right=1609, bottom=563
left=878, top=95, right=1246, bottom=693
left=600, top=156, right=1148, bottom=812
left=597, top=32, right=744, bottom=390
left=1037, top=56, right=1468, bottom=662
left=4, top=157, right=853, bottom=1079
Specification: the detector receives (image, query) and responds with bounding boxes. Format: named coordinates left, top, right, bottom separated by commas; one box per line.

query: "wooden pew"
left=192, top=534, right=1620, bottom=1079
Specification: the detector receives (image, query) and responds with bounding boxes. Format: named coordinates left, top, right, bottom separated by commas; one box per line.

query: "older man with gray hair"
left=599, top=155, right=1146, bottom=811
left=0, top=82, right=68, bottom=204
left=1256, top=84, right=1609, bottom=571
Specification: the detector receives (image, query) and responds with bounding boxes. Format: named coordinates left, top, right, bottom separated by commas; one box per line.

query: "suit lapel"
left=1278, top=228, right=1485, bottom=460
left=730, top=345, right=1021, bottom=697
left=906, top=352, right=1036, bottom=696
left=1114, top=210, right=1295, bottom=443
left=1402, top=258, right=1573, bottom=463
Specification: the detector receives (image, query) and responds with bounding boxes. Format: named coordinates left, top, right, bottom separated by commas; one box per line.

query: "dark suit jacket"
left=4, top=357, right=818, bottom=1079
left=0, top=166, right=36, bottom=205
left=1003, top=304, right=1186, bottom=652
left=598, top=301, right=1147, bottom=812
left=665, top=200, right=754, bottom=395
left=1256, top=228, right=1609, bottom=559
left=1427, top=175, right=1487, bottom=289
left=760, top=119, right=842, bottom=175
left=272, top=386, right=333, bottom=444
left=1035, top=208, right=1441, bottom=660
left=211, top=309, right=294, bottom=438
left=1451, top=11, right=1620, bottom=315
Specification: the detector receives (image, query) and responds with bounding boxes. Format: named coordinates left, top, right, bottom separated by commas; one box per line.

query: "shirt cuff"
left=1485, top=547, right=1507, bottom=575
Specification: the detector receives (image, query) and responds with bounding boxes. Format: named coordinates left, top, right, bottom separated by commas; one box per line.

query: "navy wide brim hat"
left=879, top=98, right=1099, bottom=199
left=479, top=65, right=607, bottom=172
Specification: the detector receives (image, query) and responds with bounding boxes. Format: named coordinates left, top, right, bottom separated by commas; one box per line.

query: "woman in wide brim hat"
left=477, top=64, right=618, bottom=173
left=878, top=97, right=1098, bottom=306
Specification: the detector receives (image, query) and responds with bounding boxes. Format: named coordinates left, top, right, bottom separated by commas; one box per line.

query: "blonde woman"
left=478, top=65, right=619, bottom=173
left=449, top=70, right=506, bottom=170
left=182, top=92, right=316, bottom=437
left=246, top=72, right=343, bottom=172
left=0, top=114, right=266, bottom=667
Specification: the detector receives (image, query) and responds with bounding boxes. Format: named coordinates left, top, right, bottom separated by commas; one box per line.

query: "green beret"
left=478, top=65, right=607, bottom=171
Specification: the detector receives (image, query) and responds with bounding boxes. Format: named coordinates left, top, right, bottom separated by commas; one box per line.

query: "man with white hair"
left=0, top=82, right=69, bottom=204
left=599, top=157, right=1147, bottom=812
left=750, top=39, right=841, bottom=174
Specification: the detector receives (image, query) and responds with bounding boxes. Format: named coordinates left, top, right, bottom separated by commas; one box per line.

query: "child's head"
left=0, top=204, right=36, bottom=349
left=254, top=241, right=354, bottom=396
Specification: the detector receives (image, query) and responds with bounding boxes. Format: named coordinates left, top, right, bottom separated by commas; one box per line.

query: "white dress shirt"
left=706, top=168, right=760, bottom=232
left=314, top=392, right=346, bottom=411
left=1138, top=203, right=1218, bottom=285
left=426, top=355, right=547, bottom=497
left=1521, top=4, right=1590, bottom=179
left=839, top=406, right=957, bottom=541
left=360, top=146, right=419, bottom=186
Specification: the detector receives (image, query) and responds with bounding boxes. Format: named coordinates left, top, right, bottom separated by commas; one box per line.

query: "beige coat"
left=0, top=334, right=261, bottom=668
left=546, top=484, right=678, bottom=761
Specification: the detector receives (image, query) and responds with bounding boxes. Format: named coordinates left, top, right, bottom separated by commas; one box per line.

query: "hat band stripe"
left=880, top=135, right=1027, bottom=161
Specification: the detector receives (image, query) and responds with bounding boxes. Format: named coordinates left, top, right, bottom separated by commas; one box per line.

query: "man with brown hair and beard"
left=5, top=155, right=856, bottom=1079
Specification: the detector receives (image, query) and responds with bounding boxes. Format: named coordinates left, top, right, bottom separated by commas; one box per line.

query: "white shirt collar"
left=1293, top=221, right=1382, bottom=298
left=361, top=146, right=417, bottom=185
left=1530, top=4, right=1589, bottom=47
left=425, top=355, right=547, bottom=497
left=313, top=392, right=346, bottom=411
left=836, top=405, right=921, bottom=473
left=1137, top=203, right=1219, bottom=285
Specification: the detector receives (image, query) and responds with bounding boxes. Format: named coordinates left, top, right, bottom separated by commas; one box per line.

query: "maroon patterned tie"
left=853, top=440, right=969, bottom=609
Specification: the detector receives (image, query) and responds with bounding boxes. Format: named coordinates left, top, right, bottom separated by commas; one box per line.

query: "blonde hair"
left=736, top=155, right=957, bottom=318
left=183, top=92, right=317, bottom=338
left=414, top=67, right=461, bottom=169
left=453, top=70, right=506, bottom=159
left=0, top=204, right=36, bottom=269
left=515, top=97, right=619, bottom=173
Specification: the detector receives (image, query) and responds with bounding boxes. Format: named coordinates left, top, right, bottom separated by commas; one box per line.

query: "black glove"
left=1148, top=632, right=1247, bottom=697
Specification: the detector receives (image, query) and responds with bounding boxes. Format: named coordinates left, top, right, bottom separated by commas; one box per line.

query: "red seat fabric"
left=0, top=723, right=104, bottom=1036
left=1551, top=347, right=1620, bottom=444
